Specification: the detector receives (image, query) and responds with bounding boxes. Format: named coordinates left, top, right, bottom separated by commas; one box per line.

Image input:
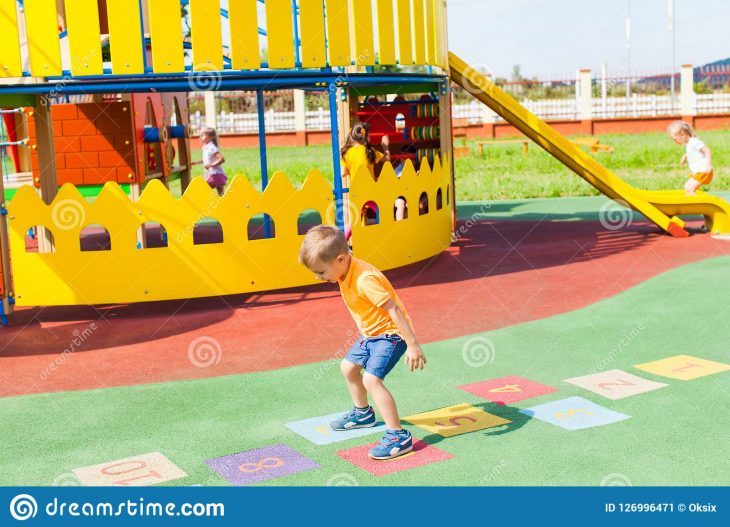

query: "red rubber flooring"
left=2, top=219, right=729, bottom=397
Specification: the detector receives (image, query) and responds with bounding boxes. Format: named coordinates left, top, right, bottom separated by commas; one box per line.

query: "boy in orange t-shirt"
left=299, top=225, right=426, bottom=460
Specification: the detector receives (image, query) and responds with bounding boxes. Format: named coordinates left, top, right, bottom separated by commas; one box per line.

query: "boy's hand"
left=381, top=135, right=390, bottom=147
left=680, top=154, right=687, bottom=166
left=405, top=344, right=426, bottom=371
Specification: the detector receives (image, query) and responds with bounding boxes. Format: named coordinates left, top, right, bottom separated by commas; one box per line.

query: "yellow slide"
left=449, top=52, right=730, bottom=237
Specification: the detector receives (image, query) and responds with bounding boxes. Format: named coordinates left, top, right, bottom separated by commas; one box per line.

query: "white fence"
left=189, top=89, right=730, bottom=136
left=454, top=93, right=730, bottom=123
left=190, top=108, right=331, bottom=134
left=696, top=92, right=730, bottom=114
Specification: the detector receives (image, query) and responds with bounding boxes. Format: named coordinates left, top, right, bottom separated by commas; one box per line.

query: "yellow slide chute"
left=449, top=51, right=730, bottom=237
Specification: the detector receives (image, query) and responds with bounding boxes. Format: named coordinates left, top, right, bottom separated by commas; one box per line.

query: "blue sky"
left=446, top=0, right=730, bottom=78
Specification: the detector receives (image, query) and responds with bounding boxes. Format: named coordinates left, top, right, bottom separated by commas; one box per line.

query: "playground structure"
left=2, top=93, right=192, bottom=192
left=0, top=0, right=454, bottom=324
left=1, top=1, right=730, bottom=327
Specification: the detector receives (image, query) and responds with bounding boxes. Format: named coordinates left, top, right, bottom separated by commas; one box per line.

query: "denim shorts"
left=344, top=334, right=407, bottom=379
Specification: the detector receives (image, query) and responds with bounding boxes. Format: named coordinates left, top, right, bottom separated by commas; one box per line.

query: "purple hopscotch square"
left=206, top=444, right=320, bottom=485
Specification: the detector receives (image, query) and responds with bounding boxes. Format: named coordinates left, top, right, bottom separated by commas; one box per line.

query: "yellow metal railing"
left=7, top=157, right=452, bottom=306
left=0, top=0, right=448, bottom=80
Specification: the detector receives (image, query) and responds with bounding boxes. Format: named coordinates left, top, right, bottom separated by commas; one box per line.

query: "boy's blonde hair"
left=668, top=120, right=695, bottom=138
left=299, top=225, right=349, bottom=268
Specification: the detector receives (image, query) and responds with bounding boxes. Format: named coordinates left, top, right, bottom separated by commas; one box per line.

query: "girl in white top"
left=196, top=127, right=227, bottom=196
left=668, top=121, right=713, bottom=196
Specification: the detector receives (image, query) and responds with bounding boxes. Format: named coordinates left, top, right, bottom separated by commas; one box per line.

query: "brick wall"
left=27, top=102, right=136, bottom=186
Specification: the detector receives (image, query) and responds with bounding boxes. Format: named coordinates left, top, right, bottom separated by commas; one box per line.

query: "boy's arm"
left=382, top=299, right=426, bottom=371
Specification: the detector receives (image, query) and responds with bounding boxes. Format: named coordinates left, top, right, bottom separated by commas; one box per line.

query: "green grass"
left=455, top=129, right=730, bottom=200
left=187, top=129, right=730, bottom=201
left=6, top=129, right=730, bottom=202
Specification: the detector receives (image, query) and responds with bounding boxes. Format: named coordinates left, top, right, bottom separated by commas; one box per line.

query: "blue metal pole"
left=0, top=116, right=8, bottom=180
left=328, top=87, right=344, bottom=231
left=256, top=90, right=272, bottom=239
left=292, top=0, right=301, bottom=67
left=138, top=0, right=147, bottom=70
left=2, top=74, right=443, bottom=95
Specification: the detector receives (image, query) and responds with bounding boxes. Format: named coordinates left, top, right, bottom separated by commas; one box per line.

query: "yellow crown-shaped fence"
left=7, top=156, right=452, bottom=306
left=350, top=155, right=452, bottom=270
left=0, top=0, right=448, bottom=80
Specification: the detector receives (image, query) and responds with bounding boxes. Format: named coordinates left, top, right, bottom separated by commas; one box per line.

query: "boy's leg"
left=685, top=177, right=701, bottom=196
left=330, top=360, right=375, bottom=431
left=362, top=373, right=400, bottom=430
left=341, top=359, right=368, bottom=408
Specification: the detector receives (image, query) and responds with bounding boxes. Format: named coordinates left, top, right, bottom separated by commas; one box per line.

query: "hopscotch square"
left=564, top=369, right=668, bottom=400
left=635, top=355, right=730, bottom=381
left=206, top=444, right=319, bottom=486
left=73, top=452, right=187, bottom=486
left=284, top=412, right=386, bottom=445
left=520, top=396, right=630, bottom=431
left=336, top=439, right=452, bottom=477
left=458, top=375, right=558, bottom=405
left=404, top=403, right=511, bottom=437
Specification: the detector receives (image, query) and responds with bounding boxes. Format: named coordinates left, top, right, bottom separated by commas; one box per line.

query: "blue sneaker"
left=368, top=429, right=413, bottom=460
left=330, top=407, right=376, bottom=431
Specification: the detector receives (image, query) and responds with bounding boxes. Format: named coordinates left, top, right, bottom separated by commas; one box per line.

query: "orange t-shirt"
left=338, top=257, right=412, bottom=337
left=342, top=145, right=384, bottom=180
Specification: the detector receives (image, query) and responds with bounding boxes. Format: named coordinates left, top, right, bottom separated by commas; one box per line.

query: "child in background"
left=668, top=121, right=713, bottom=196
left=340, top=124, right=406, bottom=235
left=299, top=225, right=426, bottom=460
left=196, top=127, right=227, bottom=196
left=341, top=123, right=390, bottom=181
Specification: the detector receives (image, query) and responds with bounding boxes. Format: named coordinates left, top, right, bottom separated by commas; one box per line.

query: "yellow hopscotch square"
left=404, top=403, right=511, bottom=437
left=634, top=355, right=730, bottom=381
